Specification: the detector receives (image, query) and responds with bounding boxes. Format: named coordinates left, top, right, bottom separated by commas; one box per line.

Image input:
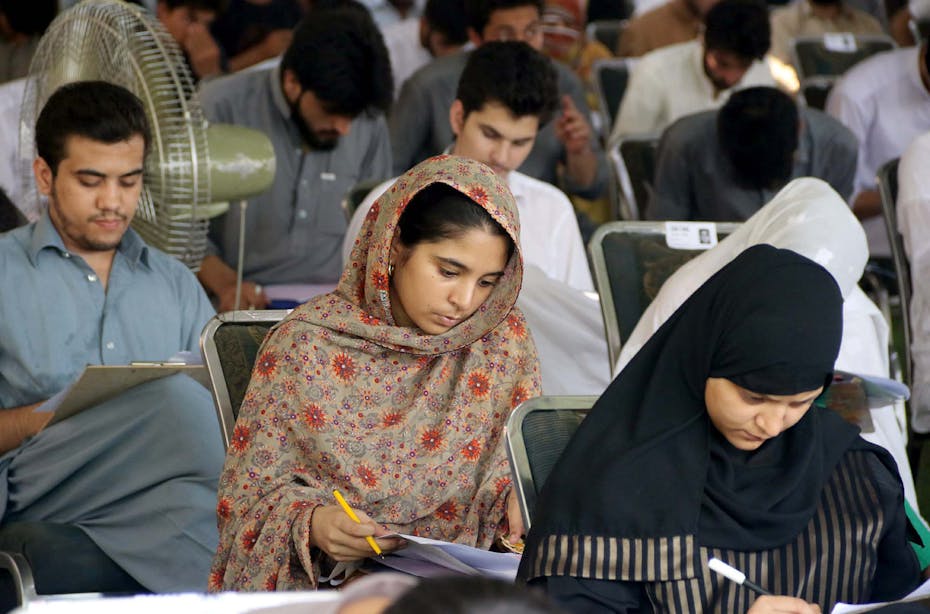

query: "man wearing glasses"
left=389, top=0, right=608, bottom=201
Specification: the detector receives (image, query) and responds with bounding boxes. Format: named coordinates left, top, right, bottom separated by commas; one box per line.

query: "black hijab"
left=521, top=246, right=863, bottom=568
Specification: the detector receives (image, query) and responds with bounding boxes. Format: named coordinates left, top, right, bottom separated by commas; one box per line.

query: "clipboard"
left=44, top=364, right=210, bottom=427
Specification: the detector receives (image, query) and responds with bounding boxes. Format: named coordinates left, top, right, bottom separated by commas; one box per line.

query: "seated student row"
left=194, top=0, right=607, bottom=313
left=2, top=78, right=924, bottom=612
left=0, top=28, right=608, bottom=595
left=210, top=161, right=925, bottom=611
left=3, top=0, right=920, bottom=600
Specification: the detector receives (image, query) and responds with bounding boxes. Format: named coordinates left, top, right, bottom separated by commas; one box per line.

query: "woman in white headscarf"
left=616, top=177, right=918, bottom=514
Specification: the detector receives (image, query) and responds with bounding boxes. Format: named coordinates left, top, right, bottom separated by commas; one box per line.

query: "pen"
left=708, top=557, right=771, bottom=596
left=332, top=489, right=383, bottom=558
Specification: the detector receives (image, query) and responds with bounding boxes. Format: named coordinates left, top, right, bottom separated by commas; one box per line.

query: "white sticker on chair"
left=664, top=222, right=719, bottom=250
left=823, top=32, right=858, bottom=53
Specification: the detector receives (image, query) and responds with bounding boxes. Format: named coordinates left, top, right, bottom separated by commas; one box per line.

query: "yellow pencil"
left=333, top=489, right=384, bottom=557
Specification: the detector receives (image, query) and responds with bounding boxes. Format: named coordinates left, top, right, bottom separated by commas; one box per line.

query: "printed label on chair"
left=664, top=222, right=718, bottom=250
left=822, top=33, right=857, bottom=53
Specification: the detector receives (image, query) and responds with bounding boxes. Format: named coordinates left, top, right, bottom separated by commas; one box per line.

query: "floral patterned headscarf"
left=209, top=155, right=542, bottom=591
left=338, top=154, right=524, bottom=352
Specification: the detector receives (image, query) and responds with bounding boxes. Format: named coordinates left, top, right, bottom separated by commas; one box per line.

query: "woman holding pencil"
left=519, top=246, right=922, bottom=613
left=208, top=156, right=540, bottom=590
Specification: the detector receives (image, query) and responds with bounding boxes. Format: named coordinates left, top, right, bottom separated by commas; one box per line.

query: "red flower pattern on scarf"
left=209, top=156, right=541, bottom=591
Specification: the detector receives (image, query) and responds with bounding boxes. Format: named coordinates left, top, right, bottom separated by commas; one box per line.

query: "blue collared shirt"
left=0, top=213, right=215, bottom=407
left=199, top=65, right=393, bottom=285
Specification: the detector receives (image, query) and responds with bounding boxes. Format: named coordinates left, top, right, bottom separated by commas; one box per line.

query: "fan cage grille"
left=21, top=0, right=212, bottom=269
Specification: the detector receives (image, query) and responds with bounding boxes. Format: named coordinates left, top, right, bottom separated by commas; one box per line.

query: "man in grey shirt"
left=389, top=0, right=607, bottom=200
left=198, top=7, right=393, bottom=311
left=647, top=86, right=857, bottom=221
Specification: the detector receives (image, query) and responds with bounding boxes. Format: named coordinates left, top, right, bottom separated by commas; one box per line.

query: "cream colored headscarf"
left=616, top=178, right=868, bottom=372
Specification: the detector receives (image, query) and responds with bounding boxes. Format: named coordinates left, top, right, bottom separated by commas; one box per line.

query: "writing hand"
left=505, top=488, right=525, bottom=543
left=747, top=595, right=821, bottom=614
left=309, top=505, right=405, bottom=562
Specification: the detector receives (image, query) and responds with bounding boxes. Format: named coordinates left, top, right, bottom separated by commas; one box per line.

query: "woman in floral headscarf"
left=208, top=155, right=542, bottom=591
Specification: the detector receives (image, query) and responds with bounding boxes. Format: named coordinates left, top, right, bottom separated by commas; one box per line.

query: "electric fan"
left=19, top=0, right=276, bottom=270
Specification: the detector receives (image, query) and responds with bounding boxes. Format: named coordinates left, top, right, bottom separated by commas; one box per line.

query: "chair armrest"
left=0, top=551, right=38, bottom=609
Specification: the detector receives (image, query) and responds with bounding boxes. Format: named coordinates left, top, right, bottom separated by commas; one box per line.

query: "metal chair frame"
left=878, top=158, right=912, bottom=386
left=585, top=19, right=627, bottom=52
left=789, top=33, right=895, bottom=80
left=505, top=396, right=597, bottom=529
left=591, top=57, right=634, bottom=143
left=588, top=221, right=739, bottom=367
left=607, top=134, right=660, bottom=220
left=200, top=309, right=289, bottom=449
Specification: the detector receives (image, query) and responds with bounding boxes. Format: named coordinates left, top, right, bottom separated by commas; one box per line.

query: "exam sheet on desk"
left=831, top=578, right=930, bottom=612
left=372, top=533, right=521, bottom=581
left=264, top=283, right=337, bottom=303
left=10, top=591, right=341, bottom=614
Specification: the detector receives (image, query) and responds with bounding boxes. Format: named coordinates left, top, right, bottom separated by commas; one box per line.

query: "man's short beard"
left=289, top=96, right=340, bottom=151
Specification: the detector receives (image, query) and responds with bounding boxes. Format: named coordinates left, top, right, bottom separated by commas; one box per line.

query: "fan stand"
left=233, top=199, right=248, bottom=311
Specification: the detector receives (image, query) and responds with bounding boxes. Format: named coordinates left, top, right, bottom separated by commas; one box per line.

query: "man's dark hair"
left=425, top=0, right=469, bottom=46
left=717, top=87, right=799, bottom=191
left=457, top=41, right=559, bottom=124
left=384, top=576, right=565, bottom=614
left=281, top=8, right=392, bottom=116
left=704, top=0, right=770, bottom=60
left=35, top=81, right=151, bottom=175
left=159, top=0, right=228, bottom=11
left=464, top=0, right=544, bottom=36
left=0, top=0, right=56, bottom=36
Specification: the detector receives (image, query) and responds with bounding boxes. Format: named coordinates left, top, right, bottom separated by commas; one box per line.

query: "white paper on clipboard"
left=35, top=364, right=210, bottom=426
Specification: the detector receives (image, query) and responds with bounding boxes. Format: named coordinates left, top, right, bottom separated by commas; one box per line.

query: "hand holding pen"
left=709, top=558, right=821, bottom=614
left=307, top=492, right=403, bottom=562
left=333, top=490, right=384, bottom=558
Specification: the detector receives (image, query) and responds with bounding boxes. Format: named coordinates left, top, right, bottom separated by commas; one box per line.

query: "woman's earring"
left=388, top=263, right=395, bottom=277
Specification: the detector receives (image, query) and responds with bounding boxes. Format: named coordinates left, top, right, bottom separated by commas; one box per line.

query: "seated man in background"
left=0, top=81, right=222, bottom=592
left=611, top=0, right=775, bottom=141
left=382, top=0, right=469, bottom=96
left=156, top=0, right=227, bottom=81
left=647, top=86, right=856, bottom=221
left=0, top=0, right=232, bottom=221
left=896, top=131, right=930, bottom=433
left=0, top=0, right=56, bottom=84
left=826, top=39, right=930, bottom=257
left=768, top=0, right=884, bottom=67
left=390, top=0, right=608, bottom=200
left=345, top=41, right=610, bottom=395
left=616, top=0, right=719, bottom=58
left=209, top=0, right=302, bottom=72
left=198, top=7, right=393, bottom=311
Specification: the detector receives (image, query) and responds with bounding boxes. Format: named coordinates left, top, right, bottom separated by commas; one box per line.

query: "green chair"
left=608, top=134, right=659, bottom=220
left=585, top=19, right=628, bottom=51
left=589, top=221, right=739, bottom=367
left=200, top=310, right=289, bottom=449
left=791, top=33, right=894, bottom=79
left=505, top=396, right=597, bottom=528
left=790, top=34, right=894, bottom=110
left=878, top=158, right=910, bottom=387
left=591, top=57, right=634, bottom=142
left=340, top=178, right=386, bottom=224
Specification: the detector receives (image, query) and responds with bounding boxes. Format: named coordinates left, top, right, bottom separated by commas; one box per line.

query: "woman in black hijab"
left=519, top=246, right=921, bottom=613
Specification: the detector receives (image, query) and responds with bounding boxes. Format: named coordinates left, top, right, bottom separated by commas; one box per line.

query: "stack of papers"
left=372, top=534, right=521, bottom=581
